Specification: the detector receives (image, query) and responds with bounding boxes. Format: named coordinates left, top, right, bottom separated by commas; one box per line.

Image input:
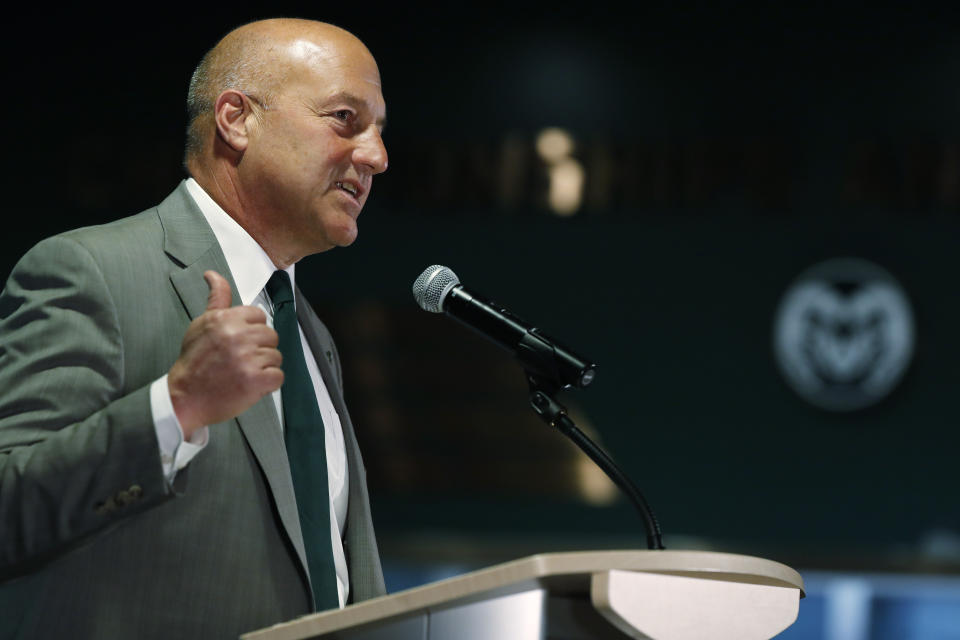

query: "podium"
left=241, top=550, right=805, bottom=640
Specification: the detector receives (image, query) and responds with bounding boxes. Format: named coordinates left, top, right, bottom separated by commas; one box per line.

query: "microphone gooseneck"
left=412, top=264, right=665, bottom=550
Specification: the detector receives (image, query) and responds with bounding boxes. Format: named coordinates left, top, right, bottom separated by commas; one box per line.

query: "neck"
left=189, top=162, right=302, bottom=270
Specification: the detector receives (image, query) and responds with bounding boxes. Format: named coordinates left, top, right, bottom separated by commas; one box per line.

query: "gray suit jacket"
left=0, top=182, right=385, bottom=639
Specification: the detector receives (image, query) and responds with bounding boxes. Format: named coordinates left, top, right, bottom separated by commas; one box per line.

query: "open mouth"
left=336, top=181, right=358, bottom=197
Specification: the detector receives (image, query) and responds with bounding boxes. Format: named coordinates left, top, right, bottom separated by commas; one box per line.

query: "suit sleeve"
left=0, top=235, right=170, bottom=579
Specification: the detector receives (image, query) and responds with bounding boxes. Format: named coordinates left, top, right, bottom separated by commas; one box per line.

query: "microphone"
left=414, top=265, right=664, bottom=549
left=412, top=265, right=596, bottom=390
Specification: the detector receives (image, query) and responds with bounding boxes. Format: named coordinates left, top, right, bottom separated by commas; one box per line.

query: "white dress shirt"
left=149, top=178, right=350, bottom=607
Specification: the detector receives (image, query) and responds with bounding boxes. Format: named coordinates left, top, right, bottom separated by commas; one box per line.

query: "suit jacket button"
left=116, top=490, right=131, bottom=506
left=128, top=485, right=143, bottom=499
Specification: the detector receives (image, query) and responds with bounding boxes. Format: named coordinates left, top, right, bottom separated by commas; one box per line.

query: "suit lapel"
left=296, top=294, right=335, bottom=396
left=295, top=288, right=386, bottom=600
left=158, top=183, right=311, bottom=584
left=295, top=288, right=351, bottom=461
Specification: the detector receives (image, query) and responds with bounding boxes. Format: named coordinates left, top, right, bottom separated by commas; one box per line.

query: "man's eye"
left=334, top=110, right=352, bottom=121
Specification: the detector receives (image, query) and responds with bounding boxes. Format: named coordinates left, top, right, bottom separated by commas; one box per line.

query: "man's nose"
left=355, top=126, right=388, bottom=174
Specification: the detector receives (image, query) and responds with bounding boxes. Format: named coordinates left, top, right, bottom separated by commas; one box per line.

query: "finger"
left=204, top=270, right=233, bottom=311
left=259, top=367, right=285, bottom=393
left=253, top=346, right=283, bottom=367
left=227, top=305, right=269, bottom=324
left=249, top=325, right=280, bottom=348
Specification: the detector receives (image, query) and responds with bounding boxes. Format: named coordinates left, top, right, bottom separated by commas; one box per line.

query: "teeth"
left=337, top=181, right=357, bottom=196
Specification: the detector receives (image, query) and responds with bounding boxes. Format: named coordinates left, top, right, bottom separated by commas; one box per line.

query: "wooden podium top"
left=242, top=550, right=805, bottom=640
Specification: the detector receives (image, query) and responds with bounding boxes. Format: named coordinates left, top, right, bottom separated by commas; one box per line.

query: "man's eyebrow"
left=322, top=91, right=387, bottom=130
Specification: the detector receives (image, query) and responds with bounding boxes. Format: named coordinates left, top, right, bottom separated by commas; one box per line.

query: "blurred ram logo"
left=772, top=258, right=915, bottom=412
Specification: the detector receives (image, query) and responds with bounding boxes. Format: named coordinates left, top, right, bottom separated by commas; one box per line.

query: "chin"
left=338, top=220, right=360, bottom=245
left=311, top=210, right=359, bottom=251
left=325, top=222, right=359, bottom=249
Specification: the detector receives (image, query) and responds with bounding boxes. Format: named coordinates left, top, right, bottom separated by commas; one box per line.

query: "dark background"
left=4, top=2, right=959, bottom=575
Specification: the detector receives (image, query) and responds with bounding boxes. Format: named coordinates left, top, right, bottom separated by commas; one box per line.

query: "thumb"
left=204, top=270, right=233, bottom=310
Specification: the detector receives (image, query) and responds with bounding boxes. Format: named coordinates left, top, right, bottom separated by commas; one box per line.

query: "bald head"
left=184, top=19, right=378, bottom=165
left=181, top=18, right=387, bottom=266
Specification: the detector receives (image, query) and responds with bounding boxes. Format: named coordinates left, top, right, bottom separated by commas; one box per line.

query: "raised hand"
left=168, top=270, right=283, bottom=437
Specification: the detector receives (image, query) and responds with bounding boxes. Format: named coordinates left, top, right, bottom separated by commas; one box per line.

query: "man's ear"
left=213, top=89, right=255, bottom=153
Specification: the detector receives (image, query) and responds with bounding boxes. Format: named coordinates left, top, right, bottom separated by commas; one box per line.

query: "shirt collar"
left=184, top=178, right=296, bottom=305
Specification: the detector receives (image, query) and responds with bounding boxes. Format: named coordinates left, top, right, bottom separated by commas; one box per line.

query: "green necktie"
left=266, top=270, right=339, bottom=611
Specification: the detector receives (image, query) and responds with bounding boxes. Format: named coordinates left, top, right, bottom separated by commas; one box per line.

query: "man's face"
left=239, top=37, right=387, bottom=258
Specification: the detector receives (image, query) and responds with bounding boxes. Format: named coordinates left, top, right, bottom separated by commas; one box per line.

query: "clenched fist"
left=168, top=270, right=283, bottom=437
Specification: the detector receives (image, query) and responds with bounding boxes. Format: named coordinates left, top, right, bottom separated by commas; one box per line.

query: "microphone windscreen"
left=412, top=265, right=460, bottom=313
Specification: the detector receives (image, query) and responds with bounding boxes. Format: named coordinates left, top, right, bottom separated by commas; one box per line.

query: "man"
left=0, top=18, right=388, bottom=639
